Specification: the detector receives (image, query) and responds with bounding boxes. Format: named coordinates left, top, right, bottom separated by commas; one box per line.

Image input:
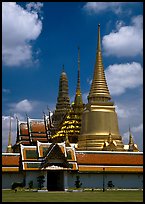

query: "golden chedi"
left=51, top=47, right=84, bottom=144
left=78, top=24, right=124, bottom=151
left=52, top=65, right=71, bottom=134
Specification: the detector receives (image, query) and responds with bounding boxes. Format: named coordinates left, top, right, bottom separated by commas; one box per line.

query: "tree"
left=37, top=175, right=45, bottom=190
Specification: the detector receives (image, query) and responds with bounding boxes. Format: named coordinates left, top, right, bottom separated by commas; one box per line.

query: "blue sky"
left=2, top=2, right=143, bottom=152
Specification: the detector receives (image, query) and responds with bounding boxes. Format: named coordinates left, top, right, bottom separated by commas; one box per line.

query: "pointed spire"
left=7, top=114, right=13, bottom=153
left=52, top=65, right=71, bottom=132
left=76, top=46, right=81, bottom=93
left=62, top=64, right=65, bottom=72
left=74, top=47, right=83, bottom=106
left=88, top=24, right=111, bottom=104
left=128, top=126, right=134, bottom=145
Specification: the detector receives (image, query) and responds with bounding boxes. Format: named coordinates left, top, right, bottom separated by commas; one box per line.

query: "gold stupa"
left=78, top=24, right=124, bottom=151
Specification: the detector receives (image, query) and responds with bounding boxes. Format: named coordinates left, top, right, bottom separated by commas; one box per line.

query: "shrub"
left=75, top=175, right=82, bottom=189
left=107, top=181, right=114, bottom=188
left=37, top=175, right=45, bottom=190
left=28, top=180, right=33, bottom=189
left=11, top=182, right=24, bottom=190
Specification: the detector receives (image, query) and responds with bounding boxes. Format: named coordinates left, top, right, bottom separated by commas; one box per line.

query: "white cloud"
left=102, top=15, right=143, bottom=57
left=105, top=62, right=143, bottom=96
left=2, top=88, right=11, bottom=94
left=83, top=2, right=124, bottom=14
left=115, top=105, right=130, bottom=119
left=132, top=123, right=143, bottom=133
left=2, top=2, right=43, bottom=66
left=82, top=92, right=88, bottom=104
left=10, top=99, right=33, bottom=113
left=115, top=20, right=125, bottom=30
left=26, top=2, right=43, bottom=13
left=15, top=99, right=33, bottom=112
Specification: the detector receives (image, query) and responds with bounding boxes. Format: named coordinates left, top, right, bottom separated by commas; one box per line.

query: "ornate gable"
left=42, top=143, right=69, bottom=169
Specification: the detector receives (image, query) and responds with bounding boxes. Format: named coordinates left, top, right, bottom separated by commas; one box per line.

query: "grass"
left=2, top=189, right=143, bottom=202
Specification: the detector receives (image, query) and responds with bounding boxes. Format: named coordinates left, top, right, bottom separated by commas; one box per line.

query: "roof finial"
left=98, top=24, right=101, bottom=51
left=74, top=47, right=83, bottom=107
left=77, top=46, right=81, bottom=91
left=6, top=114, right=13, bottom=153
left=62, top=64, right=65, bottom=72
left=128, top=125, right=134, bottom=145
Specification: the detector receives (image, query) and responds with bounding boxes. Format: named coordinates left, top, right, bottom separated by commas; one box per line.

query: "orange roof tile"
left=76, top=153, right=143, bottom=166
left=78, top=166, right=143, bottom=173
left=2, top=155, right=20, bottom=166
left=30, top=122, right=46, bottom=132
left=20, top=123, right=29, bottom=135
left=31, top=133, right=47, bottom=137
left=20, top=141, right=31, bottom=145
left=2, top=167, right=19, bottom=172
left=20, top=136, right=30, bottom=140
left=32, top=137, right=48, bottom=142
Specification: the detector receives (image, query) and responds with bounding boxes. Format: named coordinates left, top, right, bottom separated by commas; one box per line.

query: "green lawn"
left=2, top=190, right=143, bottom=202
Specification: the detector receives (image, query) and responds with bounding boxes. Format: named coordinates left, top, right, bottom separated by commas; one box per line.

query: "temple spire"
left=76, top=46, right=81, bottom=93
left=128, top=126, right=134, bottom=145
left=52, top=66, right=71, bottom=133
left=6, top=114, right=13, bottom=153
left=88, top=24, right=111, bottom=104
left=74, top=47, right=83, bottom=106
left=62, top=64, right=65, bottom=72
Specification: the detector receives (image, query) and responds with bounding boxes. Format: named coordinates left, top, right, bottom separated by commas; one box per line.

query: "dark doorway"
left=47, top=170, right=64, bottom=191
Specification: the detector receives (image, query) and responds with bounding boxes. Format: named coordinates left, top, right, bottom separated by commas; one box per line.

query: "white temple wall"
left=72, top=173, right=143, bottom=189
left=2, top=170, right=143, bottom=190
left=25, top=171, right=47, bottom=189
left=2, top=172, right=24, bottom=189
left=65, top=172, right=78, bottom=189
left=105, top=173, right=143, bottom=189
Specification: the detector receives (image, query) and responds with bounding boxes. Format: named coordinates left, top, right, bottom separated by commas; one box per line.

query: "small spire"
left=77, top=46, right=81, bottom=92
left=74, top=47, right=83, bottom=106
left=128, top=126, right=134, bottom=145
left=62, top=64, right=65, bottom=72
left=7, top=114, right=13, bottom=153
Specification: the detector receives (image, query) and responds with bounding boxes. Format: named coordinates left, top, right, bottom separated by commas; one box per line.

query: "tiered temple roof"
left=12, top=115, right=51, bottom=152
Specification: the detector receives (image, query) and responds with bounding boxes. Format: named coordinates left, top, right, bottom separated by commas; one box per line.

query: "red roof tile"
left=78, top=166, right=143, bottom=173
left=20, top=123, right=29, bottom=135
left=76, top=153, right=143, bottom=166
left=31, top=133, right=47, bottom=137
left=32, top=137, right=48, bottom=142
left=2, top=155, right=20, bottom=166
left=30, top=122, right=46, bottom=133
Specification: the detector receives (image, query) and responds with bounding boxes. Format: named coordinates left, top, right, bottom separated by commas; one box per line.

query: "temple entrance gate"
left=47, top=170, right=64, bottom=191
